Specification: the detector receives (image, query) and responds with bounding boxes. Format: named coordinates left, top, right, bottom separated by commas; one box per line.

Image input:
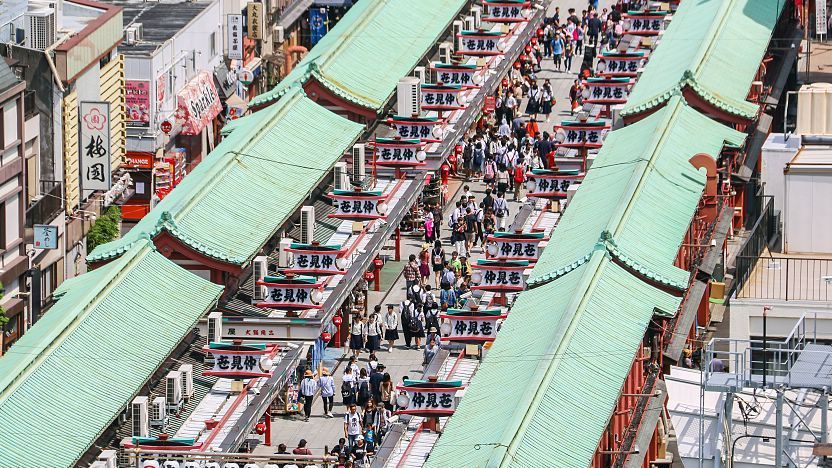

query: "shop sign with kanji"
left=486, top=231, right=546, bottom=262
left=526, top=168, right=584, bottom=199
left=79, top=101, right=112, bottom=192
left=482, top=0, right=530, bottom=23
left=432, top=63, right=482, bottom=89
left=285, top=243, right=347, bottom=276
left=421, top=83, right=466, bottom=111
left=554, top=120, right=609, bottom=148
left=622, top=11, right=667, bottom=36
left=471, top=259, right=528, bottom=292
left=255, top=274, right=325, bottom=309
left=457, top=30, right=505, bottom=56
left=395, top=380, right=465, bottom=417
left=582, top=77, right=631, bottom=104
left=227, top=14, right=243, bottom=59
left=441, top=308, right=506, bottom=343
left=596, top=51, right=647, bottom=77
left=328, top=189, right=388, bottom=220
left=372, top=137, right=427, bottom=167
left=387, top=115, right=444, bottom=143
left=203, top=342, right=272, bottom=379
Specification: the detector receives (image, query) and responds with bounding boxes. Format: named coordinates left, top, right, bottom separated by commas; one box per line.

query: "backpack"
left=495, top=199, right=506, bottom=217
left=408, top=310, right=422, bottom=333
left=341, top=381, right=355, bottom=400
left=484, top=161, right=496, bottom=179
left=514, top=165, right=526, bottom=184
left=358, top=381, right=371, bottom=401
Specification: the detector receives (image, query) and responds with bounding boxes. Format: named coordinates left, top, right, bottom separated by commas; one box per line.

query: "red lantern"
left=513, top=61, right=521, bottom=69
left=536, top=27, right=544, bottom=37
left=321, top=331, right=332, bottom=342
left=524, top=45, right=532, bottom=54
left=333, top=315, right=343, bottom=326
left=373, top=257, right=384, bottom=270
left=255, top=422, right=267, bottom=435
left=530, top=37, right=538, bottom=45
left=364, top=271, right=375, bottom=282
left=205, top=419, right=219, bottom=430
left=519, top=54, right=527, bottom=62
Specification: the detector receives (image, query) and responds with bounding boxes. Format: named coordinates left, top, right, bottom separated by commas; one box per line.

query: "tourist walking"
left=299, top=369, right=317, bottom=422
left=383, top=304, right=398, bottom=352
left=349, top=313, right=366, bottom=358
left=319, top=367, right=335, bottom=418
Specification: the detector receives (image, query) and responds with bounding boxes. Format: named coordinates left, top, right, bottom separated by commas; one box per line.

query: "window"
left=210, top=32, right=216, bottom=56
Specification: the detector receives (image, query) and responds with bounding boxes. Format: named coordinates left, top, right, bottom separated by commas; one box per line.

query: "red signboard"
left=125, top=152, right=154, bottom=169
left=125, top=80, right=151, bottom=128
left=160, top=120, right=172, bottom=134
left=484, top=96, right=496, bottom=113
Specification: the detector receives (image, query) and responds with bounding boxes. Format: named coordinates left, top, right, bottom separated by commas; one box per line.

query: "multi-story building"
left=0, top=0, right=126, bottom=292
left=0, top=60, right=28, bottom=354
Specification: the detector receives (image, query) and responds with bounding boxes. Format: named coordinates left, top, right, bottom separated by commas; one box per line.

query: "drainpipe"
left=689, top=153, right=719, bottom=225
left=284, top=45, right=308, bottom=74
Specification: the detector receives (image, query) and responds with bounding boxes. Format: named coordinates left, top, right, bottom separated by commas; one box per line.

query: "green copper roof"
left=249, top=0, right=466, bottom=111
left=89, top=87, right=363, bottom=265
left=428, top=97, right=746, bottom=467
left=622, top=0, right=783, bottom=119
left=0, top=239, right=222, bottom=467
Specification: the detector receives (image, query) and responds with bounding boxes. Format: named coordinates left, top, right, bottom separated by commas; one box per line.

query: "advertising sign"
left=247, top=2, right=263, bottom=39
left=554, top=121, right=609, bottom=148
left=432, top=63, right=481, bottom=88
left=483, top=0, right=530, bottom=23
left=457, top=31, right=505, bottom=56
left=421, top=84, right=466, bottom=111
left=255, top=274, right=325, bottom=309
left=525, top=169, right=584, bottom=199
left=470, top=259, right=528, bottom=292
left=33, top=224, right=58, bottom=250
left=485, top=231, right=546, bottom=262
left=176, top=71, right=222, bottom=135
left=373, top=138, right=427, bottom=167
left=596, top=51, right=647, bottom=78
left=125, top=80, right=151, bottom=128
left=582, top=77, right=631, bottom=105
left=203, top=342, right=272, bottom=379
left=441, top=308, right=506, bottom=343
left=227, top=14, right=243, bottom=60
left=79, top=101, right=112, bottom=192
left=328, top=189, right=388, bottom=220
left=285, top=243, right=347, bottom=276
left=388, top=116, right=443, bottom=143
left=622, top=12, right=667, bottom=36
left=395, top=380, right=464, bottom=417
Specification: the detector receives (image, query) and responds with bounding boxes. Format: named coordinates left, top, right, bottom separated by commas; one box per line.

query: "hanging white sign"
left=79, top=101, right=112, bottom=192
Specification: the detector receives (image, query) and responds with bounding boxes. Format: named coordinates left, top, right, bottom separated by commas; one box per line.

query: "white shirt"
left=384, top=312, right=398, bottom=330
left=345, top=411, right=362, bottom=435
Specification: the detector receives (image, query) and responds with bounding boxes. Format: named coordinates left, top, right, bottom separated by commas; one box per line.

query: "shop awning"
left=177, top=70, right=222, bottom=135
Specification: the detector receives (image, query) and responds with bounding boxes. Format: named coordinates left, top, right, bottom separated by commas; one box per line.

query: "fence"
left=731, top=195, right=777, bottom=297
left=25, top=180, right=63, bottom=228
left=735, top=255, right=832, bottom=301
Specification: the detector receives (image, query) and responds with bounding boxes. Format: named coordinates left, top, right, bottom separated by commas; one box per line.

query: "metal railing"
left=732, top=195, right=778, bottom=297
left=25, top=180, right=63, bottom=227
left=735, top=256, right=832, bottom=301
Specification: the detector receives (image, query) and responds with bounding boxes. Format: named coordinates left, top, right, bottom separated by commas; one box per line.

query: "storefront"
left=121, top=152, right=155, bottom=221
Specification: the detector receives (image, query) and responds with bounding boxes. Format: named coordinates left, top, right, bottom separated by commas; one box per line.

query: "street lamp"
left=471, top=270, right=483, bottom=284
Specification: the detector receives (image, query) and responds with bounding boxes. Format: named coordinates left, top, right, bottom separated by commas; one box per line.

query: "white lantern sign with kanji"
left=596, top=51, right=647, bottom=78
left=457, top=31, right=505, bottom=56
left=554, top=121, right=609, bottom=149
left=203, top=343, right=273, bottom=379
left=395, top=380, right=464, bottom=417
left=285, top=243, right=349, bottom=276
left=485, top=231, right=546, bottom=262
left=79, top=101, right=112, bottom=192
left=421, top=84, right=466, bottom=111
left=255, top=275, right=325, bottom=310
left=581, top=78, right=631, bottom=105
left=525, top=169, right=585, bottom=199
left=432, top=63, right=482, bottom=89
left=622, top=12, right=667, bottom=36
left=441, top=308, right=506, bottom=343
left=388, top=116, right=444, bottom=143
left=483, top=0, right=530, bottom=23
left=372, top=138, right=428, bottom=168
left=470, top=259, right=528, bottom=292
left=328, top=189, right=388, bottom=220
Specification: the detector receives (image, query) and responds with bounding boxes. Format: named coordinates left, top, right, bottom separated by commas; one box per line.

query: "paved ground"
left=254, top=0, right=613, bottom=457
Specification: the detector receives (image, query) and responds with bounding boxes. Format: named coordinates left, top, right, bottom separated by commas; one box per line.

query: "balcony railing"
left=735, top=255, right=832, bottom=301
left=25, top=181, right=63, bottom=227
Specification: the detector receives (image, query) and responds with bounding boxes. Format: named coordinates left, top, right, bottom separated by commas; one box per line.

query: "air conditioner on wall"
left=179, top=364, right=194, bottom=401
left=396, top=78, right=421, bottom=118
left=300, top=206, right=315, bottom=245
left=351, top=143, right=367, bottom=186
left=279, top=238, right=294, bottom=268
left=251, top=255, right=268, bottom=303
left=464, top=15, right=475, bottom=31
left=206, top=311, right=222, bottom=344
left=150, top=396, right=168, bottom=428
left=334, top=161, right=349, bottom=191
left=131, top=397, right=149, bottom=437
left=452, top=20, right=463, bottom=52
left=273, top=25, right=285, bottom=43
left=412, top=66, right=427, bottom=84
left=166, top=371, right=183, bottom=414
left=439, top=42, right=454, bottom=65
left=471, top=5, right=482, bottom=28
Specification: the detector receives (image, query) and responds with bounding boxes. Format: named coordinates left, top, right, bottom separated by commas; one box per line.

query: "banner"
left=373, top=138, right=427, bottom=167
left=457, top=31, right=504, bottom=56
left=433, top=63, right=481, bottom=88
left=203, top=343, right=271, bottom=379
left=486, top=232, right=546, bottom=262
left=622, top=12, right=666, bottom=36
left=525, top=169, right=585, bottom=199
left=483, top=0, right=530, bottom=23
left=79, top=101, right=112, bottom=192
left=441, top=308, right=506, bottom=343
left=285, top=243, right=347, bottom=276
left=470, top=259, right=528, bottom=292
left=554, top=121, right=609, bottom=148
left=309, top=7, right=328, bottom=46
left=255, top=276, right=325, bottom=310
left=125, top=80, right=151, bottom=128
left=328, top=190, right=388, bottom=220
left=388, top=116, right=444, bottom=142
left=177, top=71, right=222, bottom=135
left=247, top=2, right=263, bottom=39
left=227, top=14, right=243, bottom=60
left=421, top=84, right=466, bottom=111
left=597, top=52, right=647, bottom=77
left=395, top=380, right=464, bottom=417
left=582, top=78, right=630, bottom=105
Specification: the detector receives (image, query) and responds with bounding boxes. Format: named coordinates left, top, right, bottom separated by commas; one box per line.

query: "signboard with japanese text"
left=818, top=0, right=828, bottom=36
left=421, top=84, right=465, bottom=111
left=622, top=12, right=667, bottom=36
left=486, top=232, right=546, bottom=262
left=227, top=14, right=243, bottom=60
left=471, top=259, right=528, bottom=292
left=526, top=169, right=584, bottom=199
left=554, top=121, right=609, bottom=148
left=328, top=189, right=387, bottom=220
left=373, top=138, right=426, bottom=168
left=441, top=308, right=506, bottom=343
left=176, top=71, right=222, bottom=135
left=247, top=2, right=263, bottom=39
left=255, top=276, right=325, bottom=310
left=388, top=116, right=443, bottom=143
left=597, top=52, right=647, bottom=78
left=285, top=243, right=346, bottom=276
left=457, top=31, right=505, bottom=56
left=79, top=101, right=112, bottom=192
left=395, top=380, right=464, bottom=417
left=125, top=80, right=151, bottom=128
left=203, top=343, right=272, bottom=379
left=125, top=152, right=154, bottom=169
left=432, top=63, right=481, bottom=88
left=33, top=224, right=58, bottom=250
left=483, top=0, right=530, bottom=22
left=582, top=78, right=631, bottom=105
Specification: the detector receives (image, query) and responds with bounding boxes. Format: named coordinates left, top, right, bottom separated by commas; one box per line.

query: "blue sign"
left=309, top=7, right=328, bottom=46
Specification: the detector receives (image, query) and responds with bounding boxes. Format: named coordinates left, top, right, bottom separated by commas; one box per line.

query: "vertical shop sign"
left=227, top=14, right=243, bottom=60
left=309, top=7, right=328, bottom=46
left=247, top=2, right=263, bottom=39
left=125, top=80, right=151, bottom=128
left=79, top=101, right=112, bottom=191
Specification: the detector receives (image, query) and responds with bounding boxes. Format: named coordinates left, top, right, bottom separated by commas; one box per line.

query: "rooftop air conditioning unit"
left=131, top=397, right=149, bottom=437
left=97, top=450, right=118, bottom=468
left=471, top=5, right=482, bottom=28
left=334, top=161, right=349, bottom=191
left=207, top=311, right=222, bottom=344
left=251, top=255, right=268, bottom=303
left=413, top=66, right=427, bottom=84
left=166, top=371, right=183, bottom=414
left=351, top=143, right=367, bottom=186
left=439, top=42, right=454, bottom=65
left=273, top=25, right=285, bottom=43
left=132, top=22, right=144, bottom=41
left=150, top=396, right=168, bottom=428
left=464, top=15, right=475, bottom=31
left=90, top=462, right=108, bottom=468
left=278, top=238, right=293, bottom=268
left=124, top=27, right=136, bottom=45
left=300, top=206, right=315, bottom=245
left=396, top=78, right=420, bottom=118
left=25, top=8, right=56, bottom=50
left=452, top=20, right=463, bottom=52
left=179, top=364, right=194, bottom=401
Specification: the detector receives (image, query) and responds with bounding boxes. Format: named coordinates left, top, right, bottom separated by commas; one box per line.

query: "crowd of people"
left=266, top=3, right=641, bottom=466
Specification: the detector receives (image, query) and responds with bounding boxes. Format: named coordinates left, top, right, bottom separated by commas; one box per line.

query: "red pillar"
left=264, top=412, right=272, bottom=446
left=395, top=228, right=401, bottom=262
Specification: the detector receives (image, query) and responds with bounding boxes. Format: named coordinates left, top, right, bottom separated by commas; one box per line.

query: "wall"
left=761, top=133, right=800, bottom=215
left=730, top=299, right=832, bottom=357
left=784, top=168, right=832, bottom=253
